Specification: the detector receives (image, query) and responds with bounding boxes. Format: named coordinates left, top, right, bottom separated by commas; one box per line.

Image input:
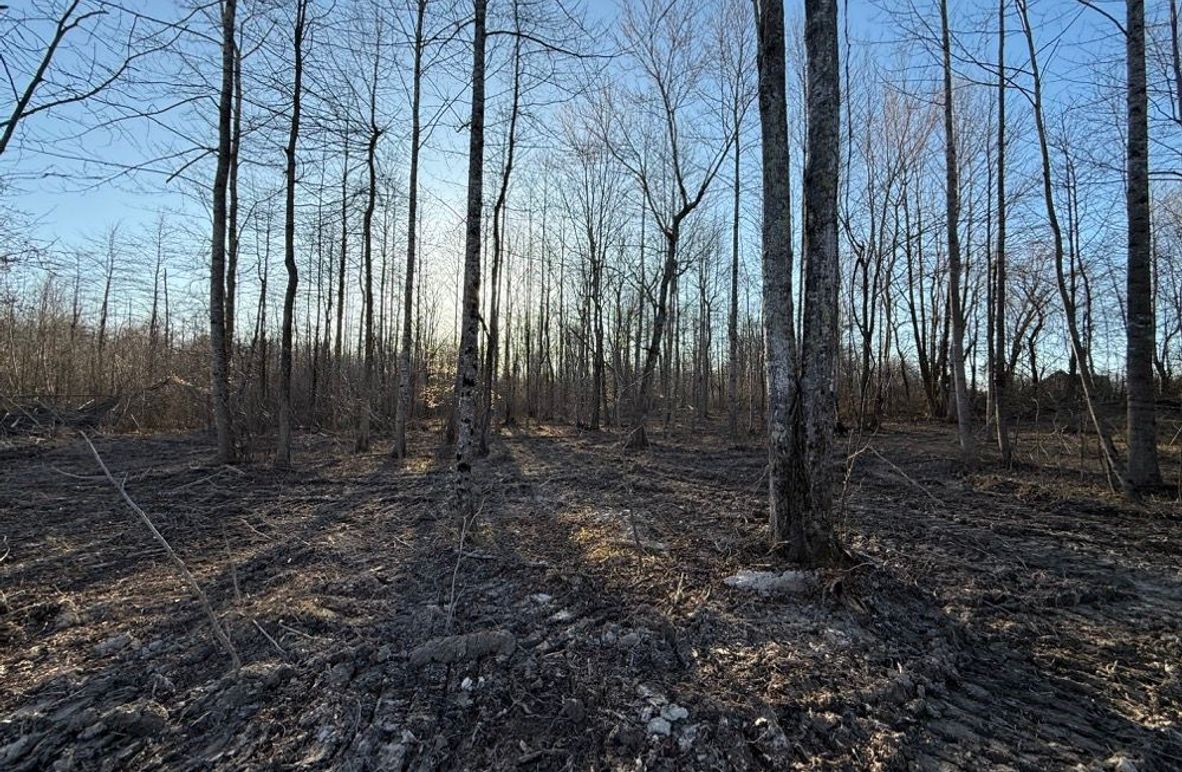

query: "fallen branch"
left=868, top=446, right=945, bottom=506
left=445, top=498, right=484, bottom=634
left=81, top=431, right=241, bottom=673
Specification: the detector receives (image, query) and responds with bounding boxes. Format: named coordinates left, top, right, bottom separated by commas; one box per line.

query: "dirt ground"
left=1, top=421, right=1180, bottom=771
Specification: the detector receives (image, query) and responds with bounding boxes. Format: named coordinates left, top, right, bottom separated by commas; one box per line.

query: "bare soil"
left=1, top=423, right=1180, bottom=770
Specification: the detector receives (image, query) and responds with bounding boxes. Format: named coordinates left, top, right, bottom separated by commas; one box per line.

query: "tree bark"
left=994, top=0, right=1012, bottom=465
left=394, top=0, right=428, bottom=460
left=940, top=0, right=976, bottom=466
left=209, top=0, right=237, bottom=464
left=1125, top=0, right=1163, bottom=488
left=454, top=0, right=488, bottom=515
left=276, top=0, right=307, bottom=469
left=1018, top=0, right=1129, bottom=492
left=356, top=29, right=381, bottom=453
left=798, top=0, right=843, bottom=565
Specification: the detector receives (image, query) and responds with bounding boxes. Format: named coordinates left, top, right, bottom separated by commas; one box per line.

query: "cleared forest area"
left=4, top=0, right=1182, bottom=769
left=1, top=420, right=1180, bottom=770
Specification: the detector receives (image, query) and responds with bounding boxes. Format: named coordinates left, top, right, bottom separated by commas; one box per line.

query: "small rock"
left=1112, top=757, right=1138, bottom=772
left=661, top=704, right=688, bottom=722
left=723, top=570, right=815, bottom=597
left=528, top=593, right=553, bottom=605
left=646, top=716, right=672, bottom=737
left=619, top=631, right=642, bottom=648
left=548, top=609, right=573, bottom=623
left=561, top=698, right=586, bottom=723
left=93, top=633, right=134, bottom=657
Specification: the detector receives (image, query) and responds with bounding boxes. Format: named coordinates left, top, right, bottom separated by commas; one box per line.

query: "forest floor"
left=1, top=420, right=1180, bottom=771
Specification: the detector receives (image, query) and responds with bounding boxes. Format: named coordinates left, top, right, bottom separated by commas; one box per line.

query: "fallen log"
left=408, top=630, right=516, bottom=668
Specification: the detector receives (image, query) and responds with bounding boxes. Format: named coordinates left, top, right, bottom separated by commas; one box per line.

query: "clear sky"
left=1, top=0, right=1135, bottom=247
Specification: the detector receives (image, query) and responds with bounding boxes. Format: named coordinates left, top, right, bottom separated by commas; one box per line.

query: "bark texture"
left=1125, top=0, right=1162, bottom=489
left=209, top=0, right=237, bottom=465
left=940, top=0, right=976, bottom=466
left=276, top=0, right=307, bottom=469
left=454, top=0, right=488, bottom=514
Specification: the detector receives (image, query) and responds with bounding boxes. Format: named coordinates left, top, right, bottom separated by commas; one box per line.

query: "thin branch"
left=81, top=431, right=241, bottom=674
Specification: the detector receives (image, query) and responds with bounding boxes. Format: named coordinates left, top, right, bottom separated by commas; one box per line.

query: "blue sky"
left=1, top=0, right=1135, bottom=244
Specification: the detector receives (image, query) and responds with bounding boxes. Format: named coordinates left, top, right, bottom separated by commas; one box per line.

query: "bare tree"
left=210, top=0, right=238, bottom=465
left=993, top=0, right=1012, bottom=465
left=755, top=0, right=841, bottom=564
left=393, top=0, right=429, bottom=460
left=1017, top=0, right=1128, bottom=491
left=597, top=0, right=735, bottom=449
left=276, top=0, right=309, bottom=469
left=454, top=0, right=488, bottom=515
left=721, top=0, right=754, bottom=439
left=356, top=11, right=384, bottom=453
left=798, top=0, right=843, bottom=564
left=939, top=0, right=976, bottom=466
left=1125, top=0, right=1163, bottom=489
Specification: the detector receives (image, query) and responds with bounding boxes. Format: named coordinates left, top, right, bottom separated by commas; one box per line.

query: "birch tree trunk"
left=454, top=0, right=487, bottom=514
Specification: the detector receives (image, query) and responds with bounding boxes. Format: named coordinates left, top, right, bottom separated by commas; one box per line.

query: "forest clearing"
left=1, top=420, right=1180, bottom=770
left=5, top=0, right=1182, bottom=768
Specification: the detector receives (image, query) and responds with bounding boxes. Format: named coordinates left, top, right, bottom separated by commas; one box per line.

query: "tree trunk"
left=394, top=0, right=428, bottom=459
left=940, top=0, right=976, bottom=466
left=356, top=35, right=381, bottom=453
left=755, top=0, right=798, bottom=551
left=454, top=0, right=487, bottom=515
left=798, top=0, right=843, bottom=565
left=994, top=0, right=1012, bottom=465
left=276, top=0, right=307, bottom=469
left=1125, top=0, right=1162, bottom=488
left=728, top=114, right=741, bottom=438
left=209, top=0, right=237, bottom=464
left=1018, top=0, right=1129, bottom=492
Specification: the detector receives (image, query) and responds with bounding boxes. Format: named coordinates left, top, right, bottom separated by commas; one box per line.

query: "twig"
left=446, top=498, right=484, bottom=634
left=81, top=431, right=241, bottom=674
left=252, top=618, right=286, bottom=655
left=868, top=445, right=945, bottom=506
left=224, top=532, right=242, bottom=606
